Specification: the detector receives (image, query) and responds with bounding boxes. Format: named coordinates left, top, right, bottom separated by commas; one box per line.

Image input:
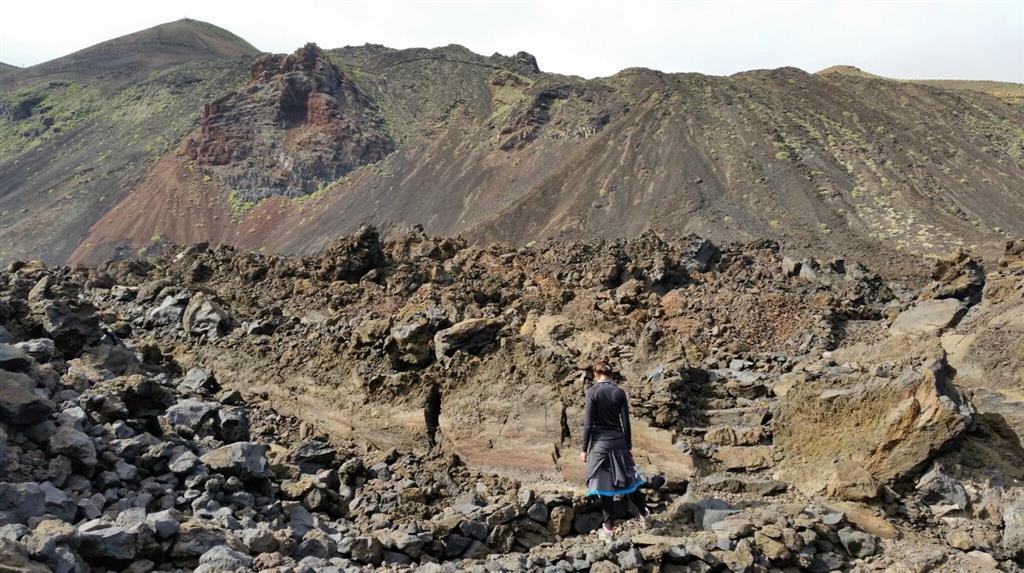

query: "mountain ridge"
left=818, top=64, right=1024, bottom=104
left=1, top=21, right=1022, bottom=279
left=1, top=18, right=258, bottom=88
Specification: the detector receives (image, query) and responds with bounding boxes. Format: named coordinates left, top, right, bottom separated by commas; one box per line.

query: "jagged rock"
left=680, top=235, right=722, bottom=272
left=182, top=293, right=230, bottom=339
left=163, top=399, right=220, bottom=433
left=281, top=475, right=314, bottom=499
left=216, top=406, right=249, bottom=443
left=920, top=248, right=985, bottom=304
left=169, top=522, right=227, bottom=560
left=40, top=301, right=100, bottom=356
left=0, top=539, right=50, bottom=573
left=695, top=499, right=740, bottom=531
left=350, top=536, right=383, bottom=564
left=528, top=314, right=574, bottom=352
left=38, top=482, right=75, bottom=521
left=146, top=510, right=181, bottom=539
left=22, top=519, right=79, bottom=573
left=754, top=528, right=790, bottom=561
left=201, top=442, right=269, bottom=479
left=393, top=532, right=423, bottom=558
left=197, top=545, right=253, bottom=571
left=460, top=520, right=488, bottom=541
left=0, top=524, right=29, bottom=541
left=826, top=461, right=878, bottom=501
left=1002, top=498, right=1024, bottom=558
left=168, top=450, right=200, bottom=474
left=295, top=528, right=335, bottom=559
left=617, top=546, right=644, bottom=569
left=916, top=465, right=968, bottom=516
left=180, top=368, right=220, bottom=394
left=50, top=424, right=97, bottom=466
left=77, top=519, right=137, bottom=561
left=14, top=339, right=55, bottom=362
left=434, top=318, right=501, bottom=357
left=241, top=524, right=278, bottom=554
left=527, top=501, right=549, bottom=523
left=484, top=525, right=513, bottom=553
left=838, top=527, right=876, bottom=558
left=146, top=293, right=188, bottom=326
left=385, top=321, right=434, bottom=367
left=514, top=519, right=554, bottom=549
left=0, top=344, right=33, bottom=372
left=485, top=504, right=519, bottom=528
left=591, top=561, right=621, bottom=573
left=84, top=374, right=173, bottom=419
left=890, top=298, right=966, bottom=337
left=809, top=551, right=845, bottom=572
left=291, top=440, right=337, bottom=470
left=0, top=371, right=53, bottom=425
left=548, top=506, right=574, bottom=536
left=317, top=225, right=385, bottom=282
left=775, top=357, right=974, bottom=490
left=445, top=532, right=476, bottom=557
left=0, top=483, right=46, bottom=524
left=711, top=512, right=755, bottom=540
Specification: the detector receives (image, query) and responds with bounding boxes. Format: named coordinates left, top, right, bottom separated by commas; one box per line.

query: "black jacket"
left=581, top=380, right=632, bottom=453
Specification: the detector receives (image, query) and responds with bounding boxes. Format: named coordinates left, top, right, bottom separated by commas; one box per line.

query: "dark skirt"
left=585, top=431, right=644, bottom=496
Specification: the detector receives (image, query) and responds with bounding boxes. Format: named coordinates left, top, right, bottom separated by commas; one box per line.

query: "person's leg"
left=599, top=495, right=616, bottom=529
left=629, top=489, right=649, bottom=517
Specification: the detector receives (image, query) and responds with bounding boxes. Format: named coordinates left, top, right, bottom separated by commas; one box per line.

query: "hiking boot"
left=598, top=524, right=614, bottom=541
left=640, top=507, right=653, bottom=528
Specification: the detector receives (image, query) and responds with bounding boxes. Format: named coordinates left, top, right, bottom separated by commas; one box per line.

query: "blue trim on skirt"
left=588, top=478, right=645, bottom=497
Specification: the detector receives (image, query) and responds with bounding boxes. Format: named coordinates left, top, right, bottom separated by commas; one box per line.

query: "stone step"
left=712, top=445, right=775, bottom=471
left=705, top=407, right=768, bottom=427
left=705, top=398, right=738, bottom=410
left=703, top=473, right=788, bottom=496
left=704, top=425, right=767, bottom=446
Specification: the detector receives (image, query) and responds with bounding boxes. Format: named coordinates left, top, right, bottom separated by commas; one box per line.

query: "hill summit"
left=4, top=19, right=259, bottom=87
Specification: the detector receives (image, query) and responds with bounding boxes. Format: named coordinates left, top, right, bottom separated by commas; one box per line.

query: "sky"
left=1, top=0, right=1022, bottom=82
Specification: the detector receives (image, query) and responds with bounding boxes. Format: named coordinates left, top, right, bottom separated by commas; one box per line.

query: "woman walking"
left=580, top=361, right=650, bottom=537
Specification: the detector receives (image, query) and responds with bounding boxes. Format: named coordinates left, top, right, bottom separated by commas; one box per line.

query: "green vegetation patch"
left=0, top=81, right=104, bottom=154
left=228, top=190, right=258, bottom=220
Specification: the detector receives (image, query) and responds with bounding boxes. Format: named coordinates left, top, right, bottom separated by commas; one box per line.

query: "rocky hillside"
left=2, top=227, right=1023, bottom=571
left=0, top=20, right=255, bottom=266
left=1, top=21, right=1022, bottom=275
left=817, top=66, right=1024, bottom=105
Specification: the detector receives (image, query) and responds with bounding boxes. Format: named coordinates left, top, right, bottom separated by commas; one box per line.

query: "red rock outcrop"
left=182, top=43, right=394, bottom=200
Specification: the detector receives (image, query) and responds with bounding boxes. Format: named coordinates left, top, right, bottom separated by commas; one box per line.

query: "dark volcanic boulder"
left=316, top=225, right=383, bottom=283
left=385, top=321, right=435, bottom=368
left=0, top=371, right=53, bottom=425
left=200, top=442, right=269, bottom=478
left=50, top=424, right=98, bottom=466
left=40, top=300, right=100, bottom=356
left=182, top=293, right=231, bottom=339
left=0, top=482, right=47, bottom=524
left=77, top=519, right=138, bottom=562
left=434, top=318, right=502, bottom=358
left=0, top=343, right=33, bottom=372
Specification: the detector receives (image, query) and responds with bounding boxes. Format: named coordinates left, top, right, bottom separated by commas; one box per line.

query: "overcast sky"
left=2, top=0, right=1022, bottom=82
